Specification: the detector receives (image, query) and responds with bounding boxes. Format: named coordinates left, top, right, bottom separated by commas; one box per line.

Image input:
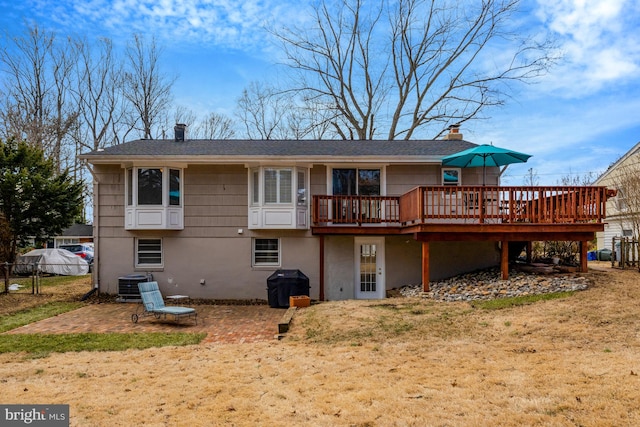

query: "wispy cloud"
left=24, top=0, right=303, bottom=51
left=534, top=0, right=640, bottom=96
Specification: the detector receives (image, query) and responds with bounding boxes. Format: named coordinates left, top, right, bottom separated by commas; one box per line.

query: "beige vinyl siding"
left=385, top=163, right=487, bottom=194
left=95, top=165, right=126, bottom=237
left=183, top=165, right=247, bottom=236
left=386, top=164, right=436, bottom=195
left=310, top=165, right=327, bottom=195
left=93, top=163, right=320, bottom=299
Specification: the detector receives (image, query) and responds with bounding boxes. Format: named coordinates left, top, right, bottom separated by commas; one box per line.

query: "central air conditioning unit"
left=118, top=273, right=152, bottom=301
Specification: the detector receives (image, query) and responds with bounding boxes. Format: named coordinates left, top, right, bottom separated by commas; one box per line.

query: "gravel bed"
left=395, top=266, right=590, bottom=302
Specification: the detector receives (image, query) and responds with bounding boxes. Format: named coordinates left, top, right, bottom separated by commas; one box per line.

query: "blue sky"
left=1, top=0, right=640, bottom=185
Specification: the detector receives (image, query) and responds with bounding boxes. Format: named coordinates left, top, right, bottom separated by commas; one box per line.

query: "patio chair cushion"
left=138, top=281, right=196, bottom=316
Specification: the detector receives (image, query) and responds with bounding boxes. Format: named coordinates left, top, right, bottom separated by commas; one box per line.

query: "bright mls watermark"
left=1, top=405, right=69, bottom=426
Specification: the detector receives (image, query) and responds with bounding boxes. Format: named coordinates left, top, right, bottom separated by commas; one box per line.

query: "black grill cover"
left=267, top=269, right=310, bottom=308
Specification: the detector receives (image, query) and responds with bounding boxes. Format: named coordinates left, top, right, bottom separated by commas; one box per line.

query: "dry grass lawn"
left=1, top=262, right=639, bottom=426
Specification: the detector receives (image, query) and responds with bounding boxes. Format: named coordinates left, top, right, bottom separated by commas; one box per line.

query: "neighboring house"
left=50, top=223, right=94, bottom=248
left=79, top=126, right=611, bottom=301
left=593, top=141, right=640, bottom=250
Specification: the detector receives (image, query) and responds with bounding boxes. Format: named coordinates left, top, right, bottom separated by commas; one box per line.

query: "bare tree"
left=271, top=0, right=556, bottom=140
left=72, top=37, right=129, bottom=151
left=123, top=34, right=175, bottom=139
left=0, top=24, right=78, bottom=170
left=50, top=38, right=79, bottom=171
left=608, top=161, right=640, bottom=239
left=193, top=112, right=236, bottom=139
left=236, top=81, right=334, bottom=139
left=558, top=170, right=596, bottom=186
left=523, top=168, right=539, bottom=186
left=236, top=81, right=289, bottom=140
left=283, top=100, right=334, bottom=140
left=171, top=106, right=198, bottom=135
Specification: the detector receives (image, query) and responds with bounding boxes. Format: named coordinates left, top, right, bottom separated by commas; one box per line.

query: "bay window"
left=125, top=166, right=184, bottom=230
left=248, top=166, right=308, bottom=229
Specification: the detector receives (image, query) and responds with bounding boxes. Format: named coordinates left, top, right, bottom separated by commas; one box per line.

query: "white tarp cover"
left=15, top=248, right=89, bottom=276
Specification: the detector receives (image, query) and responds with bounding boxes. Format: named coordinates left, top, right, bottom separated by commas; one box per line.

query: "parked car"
left=58, top=244, right=94, bottom=267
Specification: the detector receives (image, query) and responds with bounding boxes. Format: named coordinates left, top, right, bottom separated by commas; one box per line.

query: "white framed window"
left=250, top=167, right=307, bottom=206
left=251, top=169, right=260, bottom=205
left=442, top=168, right=461, bottom=185
left=253, top=238, right=280, bottom=266
left=55, top=238, right=79, bottom=247
left=297, top=169, right=307, bottom=206
left=125, top=167, right=182, bottom=207
left=136, top=238, right=163, bottom=267
left=616, top=188, right=628, bottom=211
left=248, top=167, right=308, bottom=229
left=264, top=168, right=292, bottom=204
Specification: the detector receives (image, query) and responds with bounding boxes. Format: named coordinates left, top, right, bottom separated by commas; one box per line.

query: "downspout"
left=83, top=160, right=100, bottom=293
left=319, top=235, right=325, bottom=301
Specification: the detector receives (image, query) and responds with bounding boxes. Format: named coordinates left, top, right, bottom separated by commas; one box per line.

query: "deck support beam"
left=319, top=235, right=325, bottom=301
left=422, top=241, right=430, bottom=292
left=501, top=240, right=509, bottom=280
left=580, top=240, right=588, bottom=273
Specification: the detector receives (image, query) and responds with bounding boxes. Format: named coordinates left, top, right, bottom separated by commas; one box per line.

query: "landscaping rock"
left=396, top=266, right=589, bottom=301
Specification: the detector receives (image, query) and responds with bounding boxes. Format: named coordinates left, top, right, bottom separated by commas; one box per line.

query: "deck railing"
left=312, top=186, right=611, bottom=226
left=312, top=195, right=401, bottom=225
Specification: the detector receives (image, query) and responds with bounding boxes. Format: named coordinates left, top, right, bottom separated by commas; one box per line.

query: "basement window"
left=136, top=238, right=163, bottom=267
left=253, top=238, right=280, bottom=266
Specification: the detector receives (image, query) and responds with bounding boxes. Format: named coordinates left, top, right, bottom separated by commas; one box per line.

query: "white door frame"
left=354, top=237, right=385, bottom=299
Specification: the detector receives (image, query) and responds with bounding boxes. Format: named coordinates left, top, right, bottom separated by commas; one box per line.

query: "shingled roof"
left=79, top=139, right=478, bottom=162
left=60, top=223, right=93, bottom=237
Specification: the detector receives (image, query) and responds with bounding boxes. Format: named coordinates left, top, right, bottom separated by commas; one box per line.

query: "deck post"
left=319, top=235, right=325, bottom=301
left=580, top=240, right=588, bottom=272
left=526, top=241, right=533, bottom=263
left=501, top=240, right=509, bottom=280
left=422, top=241, right=430, bottom=292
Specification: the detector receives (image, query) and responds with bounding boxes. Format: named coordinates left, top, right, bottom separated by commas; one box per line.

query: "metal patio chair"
left=131, top=281, right=197, bottom=325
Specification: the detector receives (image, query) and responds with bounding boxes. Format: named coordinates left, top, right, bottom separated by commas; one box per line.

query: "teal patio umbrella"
left=441, top=144, right=532, bottom=185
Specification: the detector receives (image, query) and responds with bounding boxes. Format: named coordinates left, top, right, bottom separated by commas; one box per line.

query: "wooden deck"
left=312, top=186, right=614, bottom=292
left=313, top=186, right=611, bottom=229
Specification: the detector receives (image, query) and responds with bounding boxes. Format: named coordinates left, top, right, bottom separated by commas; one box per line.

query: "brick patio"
left=4, top=303, right=288, bottom=344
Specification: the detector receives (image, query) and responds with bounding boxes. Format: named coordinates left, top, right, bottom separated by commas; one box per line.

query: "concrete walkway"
left=5, top=303, right=288, bottom=344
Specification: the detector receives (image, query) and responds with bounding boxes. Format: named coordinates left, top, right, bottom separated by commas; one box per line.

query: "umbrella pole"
left=483, top=156, right=486, bottom=186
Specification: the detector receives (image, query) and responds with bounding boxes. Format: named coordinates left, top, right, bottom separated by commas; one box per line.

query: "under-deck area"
left=312, top=186, right=613, bottom=294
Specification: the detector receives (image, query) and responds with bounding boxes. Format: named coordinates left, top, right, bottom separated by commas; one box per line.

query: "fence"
left=610, top=237, right=640, bottom=270
left=2, top=261, right=90, bottom=294
left=2, top=262, right=45, bottom=294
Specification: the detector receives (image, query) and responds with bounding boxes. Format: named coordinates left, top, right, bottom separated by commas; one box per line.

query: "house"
left=593, top=141, right=640, bottom=251
left=79, top=126, right=611, bottom=301
left=48, top=223, right=94, bottom=248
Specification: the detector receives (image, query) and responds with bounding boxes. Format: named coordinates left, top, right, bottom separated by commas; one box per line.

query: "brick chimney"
left=174, top=123, right=186, bottom=142
left=444, top=123, right=463, bottom=140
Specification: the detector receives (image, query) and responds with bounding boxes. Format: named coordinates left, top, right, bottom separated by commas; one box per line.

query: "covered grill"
left=267, top=269, right=310, bottom=308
